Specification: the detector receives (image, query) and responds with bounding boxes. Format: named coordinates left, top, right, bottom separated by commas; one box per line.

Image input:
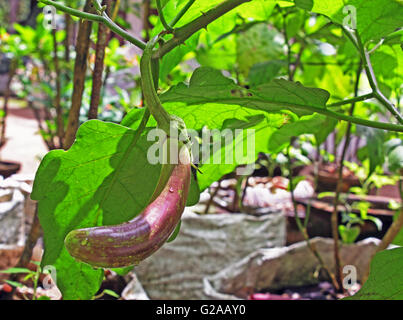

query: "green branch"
left=156, top=0, right=174, bottom=32
left=153, top=0, right=251, bottom=59
left=38, top=0, right=146, bottom=50
left=327, top=93, right=374, bottom=108
left=204, top=96, right=403, bottom=132
left=316, top=108, right=402, bottom=133
left=356, top=32, right=403, bottom=124
left=169, top=0, right=196, bottom=28
left=341, top=26, right=403, bottom=124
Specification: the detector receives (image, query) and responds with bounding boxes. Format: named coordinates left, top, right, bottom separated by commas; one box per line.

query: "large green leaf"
left=31, top=120, right=164, bottom=299
left=195, top=114, right=282, bottom=190
left=268, top=113, right=336, bottom=153
left=162, top=103, right=286, bottom=190
left=295, top=0, right=403, bottom=44
left=120, top=103, right=283, bottom=193
left=159, top=67, right=331, bottom=189
left=346, top=248, right=403, bottom=300
left=371, top=44, right=403, bottom=93
left=160, top=67, right=330, bottom=116
left=248, top=60, right=286, bottom=87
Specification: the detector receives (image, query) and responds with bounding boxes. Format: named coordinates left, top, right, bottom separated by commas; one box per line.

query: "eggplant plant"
left=23, top=0, right=403, bottom=299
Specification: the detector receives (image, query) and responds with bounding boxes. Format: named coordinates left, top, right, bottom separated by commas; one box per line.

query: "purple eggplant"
left=64, top=145, right=191, bottom=268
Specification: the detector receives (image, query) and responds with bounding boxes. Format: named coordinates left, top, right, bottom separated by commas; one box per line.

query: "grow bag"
left=133, top=207, right=286, bottom=299
left=203, top=237, right=381, bottom=300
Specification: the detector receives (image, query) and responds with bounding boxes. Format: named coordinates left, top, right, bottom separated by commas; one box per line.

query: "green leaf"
left=160, top=32, right=200, bottom=81
left=31, top=120, right=164, bottom=299
left=295, top=0, right=403, bottom=44
left=120, top=109, right=201, bottom=205
left=345, top=248, right=403, bottom=300
left=268, top=114, right=334, bottom=153
left=314, top=116, right=337, bottom=145
left=186, top=173, right=200, bottom=206
left=0, top=267, right=32, bottom=274
left=111, top=266, right=133, bottom=276
left=339, top=225, right=360, bottom=244
left=248, top=60, right=286, bottom=86
left=159, top=67, right=329, bottom=190
left=160, top=67, right=330, bottom=117
left=167, top=220, right=182, bottom=243
left=195, top=115, right=281, bottom=190
left=102, top=289, right=120, bottom=299
left=197, top=35, right=237, bottom=70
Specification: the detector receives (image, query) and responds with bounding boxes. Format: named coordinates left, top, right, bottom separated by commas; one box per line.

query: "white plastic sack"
left=133, top=207, right=286, bottom=300
left=203, top=237, right=382, bottom=300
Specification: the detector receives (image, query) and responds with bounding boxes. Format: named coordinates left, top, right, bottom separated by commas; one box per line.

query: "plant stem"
left=153, top=0, right=250, bottom=59
left=140, top=36, right=172, bottom=133
left=63, top=0, right=93, bottom=149
left=344, top=28, right=403, bottom=124
left=307, top=108, right=403, bottom=133
left=169, top=0, right=196, bottom=27
left=156, top=0, right=173, bottom=32
left=38, top=0, right=146, bottom=50
left=330, top=63, right=362, bottom=293
left=327, top=93, right=374, bottom=108
left=358, top=45, right=403, bottom=123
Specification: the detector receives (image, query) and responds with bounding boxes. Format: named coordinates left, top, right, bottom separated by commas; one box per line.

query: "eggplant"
left=64, top=144, right=191, bottom=268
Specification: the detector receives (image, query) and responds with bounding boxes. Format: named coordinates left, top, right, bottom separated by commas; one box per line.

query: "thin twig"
left=341, top=26, right=403, bottom=124
left=327, top=93, right=374, bottom=108
left=38, top=0, right=146, bottom=50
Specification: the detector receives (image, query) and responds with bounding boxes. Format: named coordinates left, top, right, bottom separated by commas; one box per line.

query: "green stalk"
left=327, top=93, right=375, bottom=108
left=156, top=0, right=173, bottom=32
left=169, top=0, right=196, bottom=27
left=140, top=36, right=171, bottom=133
